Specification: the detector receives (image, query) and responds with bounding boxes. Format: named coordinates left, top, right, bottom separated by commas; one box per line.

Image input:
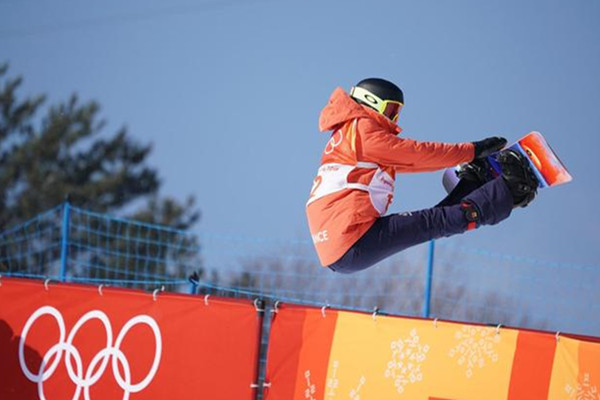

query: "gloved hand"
left=472, top=136, right=507, bottom=159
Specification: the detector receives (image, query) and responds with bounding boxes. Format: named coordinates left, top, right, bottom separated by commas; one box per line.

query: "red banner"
left=0, top=278, right=261, bottom=400
left=264, top=304, right=600, bottom=400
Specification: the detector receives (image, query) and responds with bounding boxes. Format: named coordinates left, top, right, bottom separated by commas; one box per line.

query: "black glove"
left=472, top=136, right=507, bottom=159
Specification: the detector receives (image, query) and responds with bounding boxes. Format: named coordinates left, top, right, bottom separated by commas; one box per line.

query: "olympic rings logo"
left=18, top=306, right=162, bottom=400
left=324, top=130, right=343, bottom=155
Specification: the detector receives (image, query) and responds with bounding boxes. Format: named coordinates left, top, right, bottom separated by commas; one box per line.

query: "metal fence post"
left=252, top=299, right=266, bottom=400
left=189, top=281, right=197, bottom=294
left=423, top=240, right=435, bottom=318
left=59, top=201, right=71, bottom=282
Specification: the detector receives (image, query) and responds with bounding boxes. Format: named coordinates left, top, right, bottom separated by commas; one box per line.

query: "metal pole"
left=59, top=201, right=71, bottom=282
left=423, top=240, right=435, bottom=318
left=188, top=272, right=200, bottom=294
left=188, top=281, right=197, bottom=294
left=252, top=299, right=266, bottom=400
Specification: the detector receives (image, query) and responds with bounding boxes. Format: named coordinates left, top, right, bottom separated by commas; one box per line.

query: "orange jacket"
left=306, top=88, right=475, bottom=266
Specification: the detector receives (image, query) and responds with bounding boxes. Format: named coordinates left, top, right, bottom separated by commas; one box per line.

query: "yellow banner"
left=264, top=306, right=600, bottom=400
left=325, top=312, right=518, bottom=400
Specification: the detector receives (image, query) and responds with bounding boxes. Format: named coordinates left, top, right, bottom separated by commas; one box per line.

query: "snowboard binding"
left=497, top=149, right=539, bottom=208
left=456, top=157, right=499, bottom=186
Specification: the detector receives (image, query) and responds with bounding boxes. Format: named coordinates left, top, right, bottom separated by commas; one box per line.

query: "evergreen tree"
left=0, top=64, right=201, bottom=285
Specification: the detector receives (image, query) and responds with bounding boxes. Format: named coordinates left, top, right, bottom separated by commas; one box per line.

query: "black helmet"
left=350, top=78, right=404, bottom=122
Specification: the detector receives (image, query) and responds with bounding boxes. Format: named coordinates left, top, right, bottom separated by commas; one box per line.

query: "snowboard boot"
left=496, top=149, right=539, bottom=208
left=456, top=157, right=498, bottom=186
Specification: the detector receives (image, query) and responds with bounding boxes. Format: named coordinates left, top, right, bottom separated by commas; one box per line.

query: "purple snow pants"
left=328, top=177, right=514, bottom=274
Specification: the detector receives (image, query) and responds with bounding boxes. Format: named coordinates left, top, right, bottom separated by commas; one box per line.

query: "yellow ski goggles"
left=350, top=86, right=404, bottom=122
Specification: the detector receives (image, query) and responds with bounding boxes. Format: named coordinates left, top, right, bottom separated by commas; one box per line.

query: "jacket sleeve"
left=357, top=119, right=475, bottom=173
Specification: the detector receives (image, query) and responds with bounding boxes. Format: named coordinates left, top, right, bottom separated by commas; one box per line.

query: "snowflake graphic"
left=349, top=376, right=366, bottom=400
left=326, top=361, right=339, bottom=400
left=384, top=328, right=429, bottom=394
left=304, top=370, right=317, bottom=400
left=565, top=373, right=600, bottom=400
left=448, top=325, right=501, bottom=379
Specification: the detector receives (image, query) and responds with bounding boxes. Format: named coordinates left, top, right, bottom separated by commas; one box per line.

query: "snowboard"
left=443, top=131, right=572, bottom=193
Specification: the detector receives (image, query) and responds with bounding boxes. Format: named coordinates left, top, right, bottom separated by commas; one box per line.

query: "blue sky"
left=1, top=0, right=598, bottom=270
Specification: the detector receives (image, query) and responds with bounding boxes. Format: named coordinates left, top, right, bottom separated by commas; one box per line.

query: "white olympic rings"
left=324, top=130, right=343, bottom=155
left=18, top=306, right=162, bottom=400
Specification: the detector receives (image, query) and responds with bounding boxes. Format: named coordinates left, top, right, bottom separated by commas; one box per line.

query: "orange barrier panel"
left=0, top=278, right=261, bottom=400
left=264, top=304, right=600, bottom=400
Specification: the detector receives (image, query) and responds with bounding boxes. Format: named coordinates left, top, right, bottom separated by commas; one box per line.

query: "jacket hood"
left=318, top=87, right=402, bottom=135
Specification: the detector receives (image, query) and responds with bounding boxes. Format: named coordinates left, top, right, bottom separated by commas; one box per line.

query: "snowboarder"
left=306, top=78, right=539, bottom=273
